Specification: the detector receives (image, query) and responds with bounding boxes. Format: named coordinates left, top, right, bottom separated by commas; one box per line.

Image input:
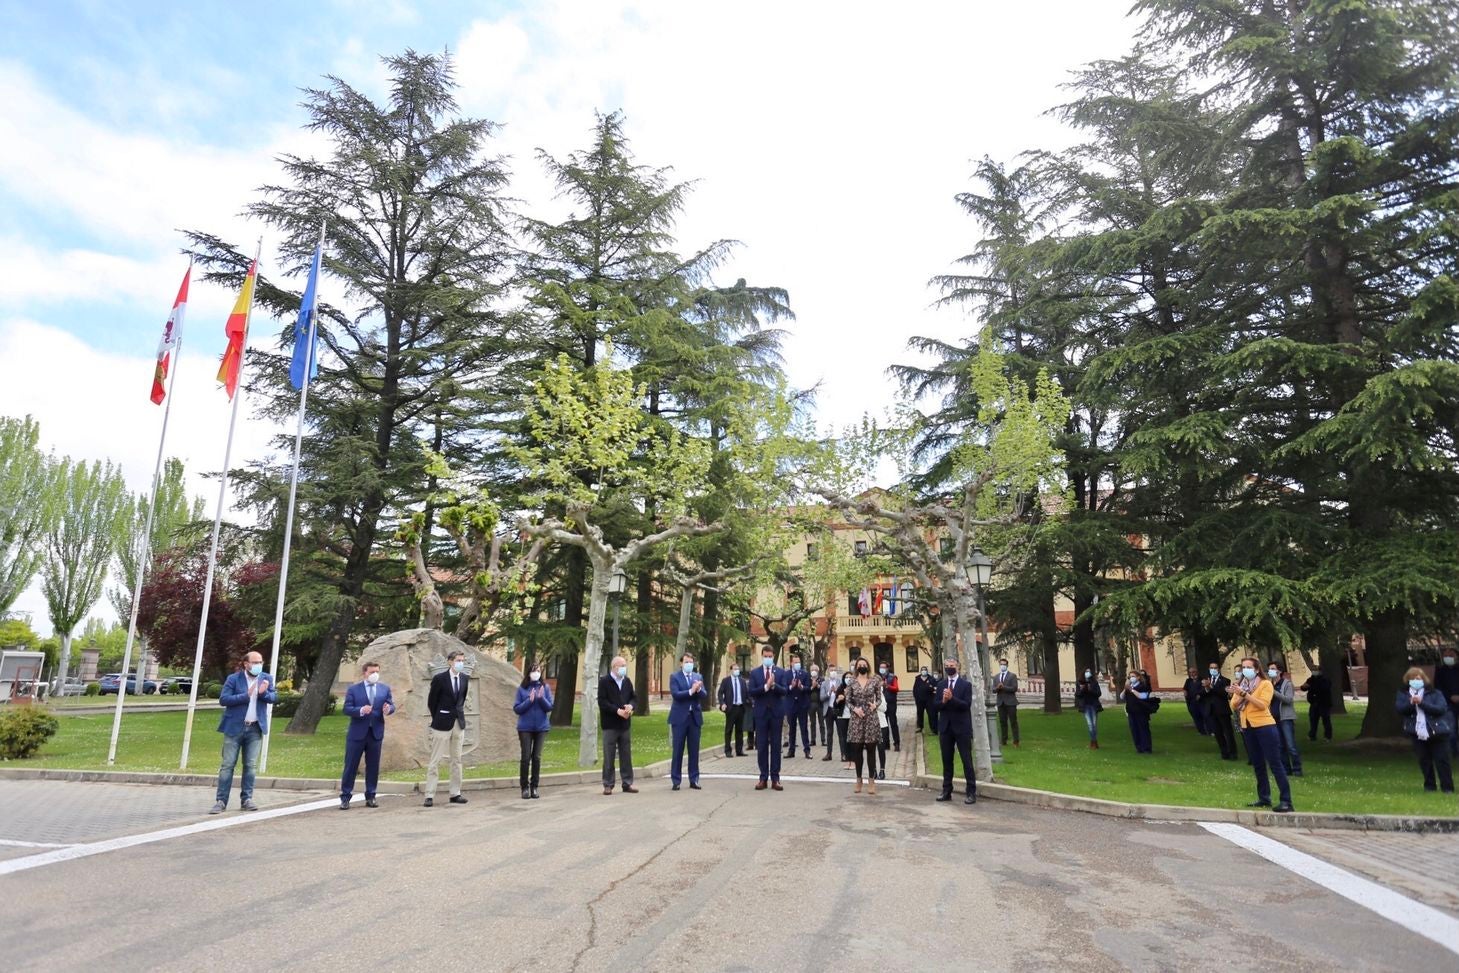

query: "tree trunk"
left=1318, top=637, right=1347, bottom=716
left=551, top=547, right=587, bottom=726
left=578, top=563, right=612, bottom=767
left=1358, top=609, right=1406, bottom=737
left=56, top=631, right=73, bottom=695
left=1072, top=592, right=1096, bottom=680
left=633, top=567, right=653, bottom=715
left=952, top=593, right=994, bottom=781
left=1040, top=593, right=1061, bottom=714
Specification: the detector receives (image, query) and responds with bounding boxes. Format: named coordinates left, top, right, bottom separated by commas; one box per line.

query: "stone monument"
left=355, top=628, right=521, bottom=771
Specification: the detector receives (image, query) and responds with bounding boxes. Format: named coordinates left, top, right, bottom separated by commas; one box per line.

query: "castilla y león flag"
left=150, top=265, right=190, bottom=404
left=216, top=259, right=258, bottom=399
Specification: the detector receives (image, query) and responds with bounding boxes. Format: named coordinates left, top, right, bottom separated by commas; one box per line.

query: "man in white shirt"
left=211, top=651, right=277, bottom=814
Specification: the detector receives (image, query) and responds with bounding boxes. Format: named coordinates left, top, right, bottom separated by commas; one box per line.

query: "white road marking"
left=1200, top=822, right=1459, bottom=958
left=698, top=773, right=912, bottom=787
left=0, top=796, right=343, bottom=877
left=0, top=838, right=74, bottom=848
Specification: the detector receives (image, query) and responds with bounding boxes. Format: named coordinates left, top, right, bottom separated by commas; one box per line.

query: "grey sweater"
left=1271, top=677, right=1297, bottom=722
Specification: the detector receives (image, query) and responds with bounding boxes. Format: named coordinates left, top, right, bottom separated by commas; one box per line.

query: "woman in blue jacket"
left=1396, top=667, right=1454, bottom=794
left=513, top=667, right=554, bottom=800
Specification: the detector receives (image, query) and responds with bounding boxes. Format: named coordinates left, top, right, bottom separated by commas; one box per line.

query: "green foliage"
left=0, top=414, right=60, bottom=614
left=204, top=682, right=222, bottom=699
left=83, top=682, right=100, bottom=696
left=271, top=691, right=336, bottom=719
left=0, top=707, right=60, bottom=759
left=108, top=456, right=203, bottom=622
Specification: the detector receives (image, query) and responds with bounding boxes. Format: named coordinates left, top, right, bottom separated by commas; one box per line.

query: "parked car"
left=159, top=676, right=193, bottom=695
left=51, top=677, right=85, bottom=697
left=98, top=673, right=159, bottom=695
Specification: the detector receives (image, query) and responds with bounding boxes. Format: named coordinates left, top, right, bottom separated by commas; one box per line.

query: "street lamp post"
left=967, top=547, right=1003, bottom=764
left=609, top=567, right=628, bottom=665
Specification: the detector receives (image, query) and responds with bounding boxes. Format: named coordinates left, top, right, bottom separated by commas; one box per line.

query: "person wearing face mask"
left=598, top=655, right=638, bottom=796
left=1396, top=667, right=1454, bottom=793
left=845, top=658, right=884, bottom=794
left=783, top=651, right=813, bottom=760
left=834, top=669, right=853, bottom=767
left=1114, top=670, right=1156, bottom=754
left=1298, top=664, right=1334, bottom=742
left=934, top=657, right=976, bottom=804
left=1268, top=660, right=1302, bottom=777
left=341, top=661, right=394, bottom=810
left=668, top=653, right=707, bottom=790
left=993, top=659, right=1020, bottom=748
left=807, top=664, right=822, bottom=749
left=210, top=650, right=277, bottom=814
left=913, top=666, right=936, bottom=734
left=1226, top=657, right=1293, bottom=812
left=513, top=665, right=554, bottom=799
left=423, top=650, right=471, bottom=808
left=819, top=667, right=839, bottom=760
left=1200, top=661, right=1239, bottom=760
left=880, top=664, right=901, bottom=753
left=1073, top=667, right=1103, bottom=748
left=749, top=647, right=788, bottom=789
left=717, top=662, right=750, bottom=757
left=1182, top=667, right=1209, bottom=735
left=1433, top=649, right=1459, bottom=759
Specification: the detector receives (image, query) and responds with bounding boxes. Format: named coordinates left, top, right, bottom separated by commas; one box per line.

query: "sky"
left=0, top=0, right=1141, bottom=635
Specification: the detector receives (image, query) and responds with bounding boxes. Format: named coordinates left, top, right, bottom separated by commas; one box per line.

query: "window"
left=545, top=655, right=560, bottom=679
left=848, top=646, right=862, bottom=663
left=1027, top=651, right=1043, bottom=676
left=854, top=540, right=868, bottom=556
left=548, top=599, right=566, bottom=622
left=905, top=647, right=920, bottom=673
left=847, top=593, right=858, bottom=615
left=939, top=537, right=955, bottom=560
left=806, top=542, right=819, bottom=560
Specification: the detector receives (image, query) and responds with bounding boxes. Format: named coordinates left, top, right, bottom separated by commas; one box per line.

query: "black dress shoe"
left=893, top=745, right=900, bottom=752
left=724, top=750, right=733, bottom=758
left=1246, top=800, right=1272, bottom=808
left=622, top=785, right=638, bottom=793
left=690, top=781, right=701, bottom=789
left=365, top=798, right=379, bottom=808
left=822, top=754, right=832, bottom=761
left=672, top=783, right=681, bottom=791
left=735, top=751, right=746, bottom=757
left=339, top=801, right=350, bottom=810
left=1273, top=802, right=1294, bottom=813
left=423, top=797, right=433, bottom=807
left=530, top=788, right=540, bottom=799
left=964, top=793, right=977, bottom=805
left=935, top=793, right=952, bottom=802
left=522, top=788, right=531, bottom=799
left=785, top=750, right=796, bottom=759
left=449, top=795, right=468, bottom=804
left=877, top=770, right=886, bottom=780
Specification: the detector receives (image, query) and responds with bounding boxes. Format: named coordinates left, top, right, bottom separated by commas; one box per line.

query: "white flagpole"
left=181, top=243, right=261, bottom=770
left=260, top=222, right=325, bottom=773
left=107, top=260, right=190, bottom=765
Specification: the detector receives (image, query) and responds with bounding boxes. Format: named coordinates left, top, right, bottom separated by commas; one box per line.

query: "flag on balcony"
left=884, top=580, right=897, bottom=615
left=857, top=587, right=871, bottom=616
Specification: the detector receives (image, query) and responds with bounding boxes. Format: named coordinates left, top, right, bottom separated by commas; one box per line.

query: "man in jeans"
left=211, top=650, right=276, bottom=813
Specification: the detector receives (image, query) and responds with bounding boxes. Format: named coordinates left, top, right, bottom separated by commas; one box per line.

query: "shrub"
left=274, top=679, right=293, bottom=693
left=204, top=682, right=223, bottom=699
left=83, top=682, right=101, bottom=696
left=272, top=692, right=337, bottom=718
left=0, top=707, right=61, bottom=759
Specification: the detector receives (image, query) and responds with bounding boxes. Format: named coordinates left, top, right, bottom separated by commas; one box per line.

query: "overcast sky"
left=0, top=0, right=1140, bottom=635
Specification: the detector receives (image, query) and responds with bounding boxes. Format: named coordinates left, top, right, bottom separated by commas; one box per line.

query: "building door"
left=873, top=643, right=894, bottom=673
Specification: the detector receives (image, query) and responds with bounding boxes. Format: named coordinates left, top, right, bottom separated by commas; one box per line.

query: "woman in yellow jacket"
left=1227, top=657, right=1294, bottom=813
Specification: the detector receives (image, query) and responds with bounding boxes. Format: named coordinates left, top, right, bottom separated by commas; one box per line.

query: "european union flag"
left=289, top=242, right=322, bottom=390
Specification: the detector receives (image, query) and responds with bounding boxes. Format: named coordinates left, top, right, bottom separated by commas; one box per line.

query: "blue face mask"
left=1267, top=669, right=1279, bottom=680
left=615, top=666, right=627, bottom=678
left=1241, top=667, right=1256, bottom=680
left=762, top=657, right=773, bottom=668
left=791, top=662, right=801, bottom=671
left=682, top=662, right=694, bottom=674
left=1209, top=669, right=1219, bottom=678
left=452, top=661, right=465, bottom=673
left=1409, top=679, right=1426, bottom=691
left=248, top=663, right=262, bottom=676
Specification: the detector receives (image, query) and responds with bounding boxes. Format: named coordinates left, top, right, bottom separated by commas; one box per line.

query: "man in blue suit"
left=783, top=649, right=813, bottom=759
left=210, top=650, right=277, bottom=814
left=934, top=655, right=977, bottom=805
left=668, top=652, right=707, bottom=791
left=341, top=661, right=394, bottom=809
left=748, top=645, right=787, bottom=790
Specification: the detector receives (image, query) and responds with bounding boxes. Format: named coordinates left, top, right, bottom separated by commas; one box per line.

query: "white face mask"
left=615, top=666, right=627, bottom=678
left=731, top=669, right=740, bottom=677
left=1444, top=657, right=1457, bottom=667
left=1267, top=669, right=1279, bottom=680
left=365, top=672, right=380, bottom=684
left=791, top=662, right=801, bottom=671
left=762, top=657, right=773, bottom=668
left=529, top=671, right=541, bottom=682
left=999, top=665, right=1008, bottom=673
left=879, top=667, right=888, bottom=674
left=1409, top=679, right=1425, bottom=691
left=1240, top=667, right=1256, bottom=680
left=452, top=661, right=465, bottom=673
left=1084, top=670, right=1092, bottom=678
left=682, top=662, right=695, bottom=674
left=1209, top=669, right=1219, bottom=678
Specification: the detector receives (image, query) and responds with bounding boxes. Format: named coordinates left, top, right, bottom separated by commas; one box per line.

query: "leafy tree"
left=0, top=415, right=58, bottom=614
left=137, top=547, right=256, bottom=681
left=41, top=458, right=129, bottom=690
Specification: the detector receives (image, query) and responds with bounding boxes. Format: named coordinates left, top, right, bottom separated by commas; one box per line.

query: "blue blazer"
left=217, top=670, right=278, bottom=735
left=513, top=683, right=554, bottom=732
left=784, top=666, right=812, bottom=713
left=343, top=681, right=394, bottom=742
left=668, top=670, right=707, bottom=727
left=748, top=665, right=786, bottom=722
left=934, top=675, right=975, bottom=736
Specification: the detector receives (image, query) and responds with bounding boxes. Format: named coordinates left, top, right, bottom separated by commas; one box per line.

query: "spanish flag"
left=150, top=264, right=189, bottom=404
left=217, top=259, right=257, bottom=399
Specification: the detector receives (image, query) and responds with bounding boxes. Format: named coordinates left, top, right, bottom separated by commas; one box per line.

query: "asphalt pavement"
left=1, top=775, right=1453, bottom=972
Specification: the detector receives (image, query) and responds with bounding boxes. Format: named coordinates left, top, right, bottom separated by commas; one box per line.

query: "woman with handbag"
left=1115, top=670, right=1156, bottom=754
left=1396, top=667, right=1455, bottom=793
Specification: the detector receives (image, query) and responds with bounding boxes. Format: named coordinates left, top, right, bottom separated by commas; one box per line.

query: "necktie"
left=452, top=675, right=458, bottom=696
left=367, top=684, right=375, bottom=706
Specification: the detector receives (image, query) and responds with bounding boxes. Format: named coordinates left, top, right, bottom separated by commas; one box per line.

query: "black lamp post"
left=609, top=567, right=628, bottom=664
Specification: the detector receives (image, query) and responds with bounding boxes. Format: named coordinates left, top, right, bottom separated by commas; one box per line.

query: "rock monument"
left=355, top=628, right=521, bottom=771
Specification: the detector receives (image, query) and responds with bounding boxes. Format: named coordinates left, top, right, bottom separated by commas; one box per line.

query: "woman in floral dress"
left=845, top=659, right=884, bottom=794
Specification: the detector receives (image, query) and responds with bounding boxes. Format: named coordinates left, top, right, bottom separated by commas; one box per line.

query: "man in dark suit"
left=598, top=654, right=638, bottom=795
left=668, top=652, right=707, bottom=790
left=993, top=659, right=1020, bottom=748
left=341, top=661, right=394, bottom=809
left=211, top=650, right=277, bottom=814
left=1200, top=661, right=1238, bottom=760
left=423, top=649, right=470, bottom=807
left=934, top=656, right=976, bottom=804
left=784, top=650, right=812, bottom=759
left=1183, top=666, right=1209, bottom=735
left=717, top=663, right=749, bottom=756
left=748, top=646, right=787, bottom=790
left=1300, top=665, right=1334, bottom=742
left=913, top=666, right=936, bottom=734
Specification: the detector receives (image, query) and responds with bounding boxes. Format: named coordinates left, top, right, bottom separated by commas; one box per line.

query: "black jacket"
left=1182, top=677, right=1202, bottom=703
left=1199, top=675, right=1230, bottom=715
left=427, top=670, right=469, bottom=731
left=1121, top=679, right=1155, bottom=717
left=717, top=674, right=749, bottom=708
left=1074, top=679, right=1103, bottom=712
left=912, top=674, right=934, bottom=704
left=1433, top=665, right=1459, bottom=711
left=1397, top=687, right=1454, bottom=739
left=1299, top=672, right=1333, bottom=711
left=933, top=676, right=975, bottom=736
left=599, top=674, right=636, bottom=731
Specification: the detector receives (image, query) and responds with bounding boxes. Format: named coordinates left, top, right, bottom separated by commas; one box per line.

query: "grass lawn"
left=14, top=705, right=724, bottom=782
left=923, top=702, right=1459, bottom=818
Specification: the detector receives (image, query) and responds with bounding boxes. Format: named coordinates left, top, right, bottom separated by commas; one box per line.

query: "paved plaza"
left=1, top=772, right=1454, bottom=972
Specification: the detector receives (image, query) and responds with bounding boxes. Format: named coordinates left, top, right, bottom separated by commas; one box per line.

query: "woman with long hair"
left=845, top=659, right=883, bottom=794
left=1228, top=657, right=1293, bottom=813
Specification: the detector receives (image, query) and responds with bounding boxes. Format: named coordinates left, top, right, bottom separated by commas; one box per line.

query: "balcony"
left=834, top=614, right=921, bottom=631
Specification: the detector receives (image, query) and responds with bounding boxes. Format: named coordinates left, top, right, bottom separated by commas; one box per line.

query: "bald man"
left=598, top=655, right=638, bottom=795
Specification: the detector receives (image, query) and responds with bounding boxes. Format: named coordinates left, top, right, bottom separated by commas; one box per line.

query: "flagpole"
left=260, top=222, right=325, bottom=773
left=107, top=260, right=190, bottom=765
left=181, top=243, right=261, bottom=770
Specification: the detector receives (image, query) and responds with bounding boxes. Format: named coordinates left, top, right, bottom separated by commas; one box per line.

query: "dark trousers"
left=1127, top=712, right=1152, bottom=753
left=786, top=709, right=811, bottom=754
left=1308, top=708, right=1332, bottom=741
left=1243, top=724, right=1291, bottom=805
left=1413, top=735, right=1455, bottom=791
left=341, top=734, right=382, bottom=800
left=885, top=704, right=900, bottom=748
left=1186, top=701, right=1209, bottom=734
left=998, top=702, right=1020, bottom=744
left=835, top=718, right=849, bottom=761
left=671, top=720, right=701, bottom=784
left=518, top=730, right=546, bottom=788
left=850, top=740, right=880, bottom=778
left=723, top=704, right=746, bottom=754
left=939, top=728, right=975, bottom=796
left=602, top=727, right=634, bottom=788
left=755, top=716, right=783, bottom=782
left=1209, top=708, right=1237, bottom=758
left=808, top=705, right=819, bottom=746
left=915, top=700, right=929, bottom=731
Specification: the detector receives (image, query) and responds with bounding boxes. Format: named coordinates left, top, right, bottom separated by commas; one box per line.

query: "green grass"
left=13, top=706, right=724, bottom=781
left=923, top=703, right=1458, bottom=818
